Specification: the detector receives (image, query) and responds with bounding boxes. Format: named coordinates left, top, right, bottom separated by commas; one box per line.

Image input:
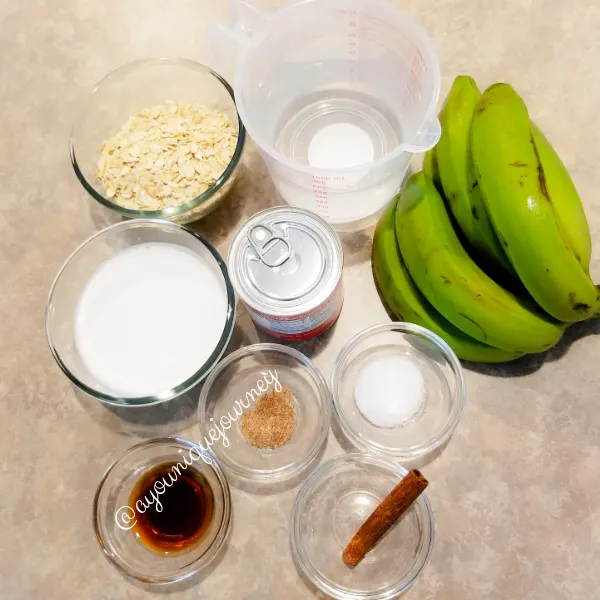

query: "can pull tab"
left=248, top=224, right=292, bottom=268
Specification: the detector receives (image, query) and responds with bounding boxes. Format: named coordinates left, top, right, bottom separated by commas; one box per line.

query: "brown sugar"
left=241, top=386, right=296, bottom=449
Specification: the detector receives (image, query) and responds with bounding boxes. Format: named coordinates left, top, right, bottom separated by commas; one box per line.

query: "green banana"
left=436, top=76, right=514, bottom=276
left=395, top=172, right=564, bottom=352
left=423, top=145, right=442, bottom=194
left=373, top=197, right=525, bottom=363
left=531, top=122, right=592, bottom=272
left=471, top=83, right=598, bottom=322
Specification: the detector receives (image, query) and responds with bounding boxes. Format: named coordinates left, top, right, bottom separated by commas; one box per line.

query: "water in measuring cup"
left=275, top=89, right=402, bottom=168
left=273, top=89, right=404, bottom=227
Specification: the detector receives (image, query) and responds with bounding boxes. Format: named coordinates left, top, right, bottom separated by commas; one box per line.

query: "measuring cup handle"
left=205, top=23, right=242, bottom=82
left=205, top=0, right=272, bottom=81
left=230, top=0, right=271, bottom=37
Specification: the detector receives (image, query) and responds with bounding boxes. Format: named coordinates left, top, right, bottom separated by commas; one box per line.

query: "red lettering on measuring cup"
left=411, top=54, right=423, bottom=78
left=312, top=175, right=330, bottom=217
left=340, top=9, right=359, bottom=82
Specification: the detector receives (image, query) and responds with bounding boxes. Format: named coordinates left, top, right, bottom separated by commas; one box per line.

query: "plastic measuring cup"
left=208, top=0, right=441, bottom=228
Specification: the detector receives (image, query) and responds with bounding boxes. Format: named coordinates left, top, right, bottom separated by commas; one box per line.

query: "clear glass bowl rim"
left=92, top=437, right=232, bottom=585
left=197, top=342, right=332, bottom=482
left=331, top=322, right=466, bottom=459
left=69, top=57, right=246, bottom=219
left=290, top=452, right=435, bottom=600
left=45, top=218, right=236, bottom=407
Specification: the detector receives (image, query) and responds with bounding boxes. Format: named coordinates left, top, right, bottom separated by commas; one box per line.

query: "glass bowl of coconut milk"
left=46, top=219, right=235, bottom=406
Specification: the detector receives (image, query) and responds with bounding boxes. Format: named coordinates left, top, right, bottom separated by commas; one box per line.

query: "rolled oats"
left=97, top=101, right=238, bottom=211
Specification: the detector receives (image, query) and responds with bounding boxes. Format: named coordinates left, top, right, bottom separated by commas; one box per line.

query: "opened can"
left=228, top=206, right=344, bottom=341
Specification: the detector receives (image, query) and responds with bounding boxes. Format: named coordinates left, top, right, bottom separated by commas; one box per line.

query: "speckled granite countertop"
left=1, top=1, right=599, bottom=598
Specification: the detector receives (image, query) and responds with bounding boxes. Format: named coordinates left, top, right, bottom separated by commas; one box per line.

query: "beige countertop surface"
left=2, top=0, right=600, bottom=598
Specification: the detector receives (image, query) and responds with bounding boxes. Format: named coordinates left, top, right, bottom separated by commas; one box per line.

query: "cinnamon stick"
left=342, top=469, right=429, bottom=567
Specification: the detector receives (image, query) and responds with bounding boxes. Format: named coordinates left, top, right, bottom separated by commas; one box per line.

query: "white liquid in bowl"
left=75, top=242, right=228, bottom=397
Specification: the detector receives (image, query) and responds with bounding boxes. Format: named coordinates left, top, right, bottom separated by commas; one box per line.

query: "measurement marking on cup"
left=411, top=54, right=423, bottom=78
left=312, top=175, right=331, bottom=218
left=339, top=8, right=358, bottom=82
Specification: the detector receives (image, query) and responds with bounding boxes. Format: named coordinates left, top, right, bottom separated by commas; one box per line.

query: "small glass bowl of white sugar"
left=331, top=322, right=466, bottom=464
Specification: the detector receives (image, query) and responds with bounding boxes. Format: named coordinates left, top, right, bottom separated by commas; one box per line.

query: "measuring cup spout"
left=405, top=117, right=442, bottom=153
left=206, top=0, right=271, bottom=81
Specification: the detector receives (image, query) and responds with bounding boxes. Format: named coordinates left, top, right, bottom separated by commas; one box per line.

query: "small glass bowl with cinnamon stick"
left=290, top=453, right=434, bottom=599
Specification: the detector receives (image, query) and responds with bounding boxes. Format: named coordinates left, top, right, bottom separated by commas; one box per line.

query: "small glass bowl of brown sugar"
left=197, top=343, right=331, bottom=485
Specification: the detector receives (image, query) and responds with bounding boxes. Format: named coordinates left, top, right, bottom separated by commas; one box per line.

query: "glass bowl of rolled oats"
left=70, top=58, right=246, bottom=223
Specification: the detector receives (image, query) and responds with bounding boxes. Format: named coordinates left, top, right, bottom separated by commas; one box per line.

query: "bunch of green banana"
left=471, top=83, right=598, bottom=322
left=373, top=198, right=525, bottom=362
left=395, top=173, right=564, bottom=353
left=371, top=75, right=597, bottom=363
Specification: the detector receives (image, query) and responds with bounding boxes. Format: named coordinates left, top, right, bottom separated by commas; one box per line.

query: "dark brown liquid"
left=129, top=462, right=214, bottom=553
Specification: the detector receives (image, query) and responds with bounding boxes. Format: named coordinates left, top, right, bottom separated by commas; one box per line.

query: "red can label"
left=247, top=281, right=344, bottom=341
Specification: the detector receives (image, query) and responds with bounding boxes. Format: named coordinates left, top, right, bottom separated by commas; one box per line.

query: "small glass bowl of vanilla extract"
left=93, top=437, right=231, bottom=585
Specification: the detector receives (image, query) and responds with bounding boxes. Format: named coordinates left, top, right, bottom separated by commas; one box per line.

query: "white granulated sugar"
left=307, top=122, right=374, bottom=169
left=354, top=355, right=424, bottom=428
